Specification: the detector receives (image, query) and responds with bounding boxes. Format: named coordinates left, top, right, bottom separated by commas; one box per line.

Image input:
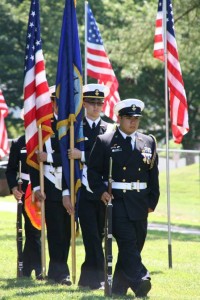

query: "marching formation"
left=6, top=84, right=160, bottom=298
left=3, top=0, right=174, bottom=298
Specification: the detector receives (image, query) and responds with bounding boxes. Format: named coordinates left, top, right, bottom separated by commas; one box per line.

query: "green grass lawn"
left=149, top=163, right=200, bottom=228
left=0, top=163, right=199, bottom=299
left=0, top=211, right=199, bottom=300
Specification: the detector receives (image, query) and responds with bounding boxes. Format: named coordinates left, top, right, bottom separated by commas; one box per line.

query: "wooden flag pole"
left=38, top=125, right=46, bottom=278
left=70, top=121, right=76, bottom=284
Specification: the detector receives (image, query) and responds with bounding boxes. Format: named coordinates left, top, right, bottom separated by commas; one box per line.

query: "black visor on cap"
left=83, top=89, right=104, bottom=99
left=119, top=105, right=142, bottom=117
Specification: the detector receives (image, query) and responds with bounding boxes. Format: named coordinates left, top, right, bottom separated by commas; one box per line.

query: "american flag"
left=0, top=89, right=9, bottom=158
left=86, top=3, right=120, bottom=122
left=153, top=0, right=189, bottom=143
left=23, top=0, right=53, bottom=170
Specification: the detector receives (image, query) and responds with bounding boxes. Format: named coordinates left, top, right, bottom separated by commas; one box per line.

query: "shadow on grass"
left=77, top=285, right=151, bottom=299
left=0, top=234, right=84, bottom=246
left=78, top=294, right=106, bottom=299
left=150, top=270, right=163, bottom=276
left=147, top=230, right=200, bottom=242
left=0, top=277, right=37, bottom=289
left=0, top=277, right=84, bottom=298
left=78, top=293, right=138, bottom=300
left=78, top=292, right=150, bottom=299
left=2, top=232, right=199, bottom=243
left=0, top=278, right=149, bottom=300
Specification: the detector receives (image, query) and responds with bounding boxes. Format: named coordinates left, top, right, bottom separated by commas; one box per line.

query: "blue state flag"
left=56, top=0, right=84, bottom=195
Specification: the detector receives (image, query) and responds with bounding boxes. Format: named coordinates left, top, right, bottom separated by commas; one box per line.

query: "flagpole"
left=163, top=0, right=172, bottom=268
left=84, top=1, right=88, bottom=85
left=70, top=122, right=76, bottom=284
left=38, top=125, right=46, bottom=277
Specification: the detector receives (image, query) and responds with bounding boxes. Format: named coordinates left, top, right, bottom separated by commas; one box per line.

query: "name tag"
left=112, top=148, right=122, bottom=152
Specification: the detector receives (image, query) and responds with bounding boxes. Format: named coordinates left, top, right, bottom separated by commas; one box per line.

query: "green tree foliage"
left=0, top=0, right=199, bottom=150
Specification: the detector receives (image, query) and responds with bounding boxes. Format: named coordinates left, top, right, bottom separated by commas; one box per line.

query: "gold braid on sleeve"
left=149, top=134, right=157, bottom=170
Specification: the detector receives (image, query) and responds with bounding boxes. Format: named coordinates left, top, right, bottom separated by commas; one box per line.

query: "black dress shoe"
left=78, top=285, right=87, bottom=289
left=112, top=291, right=126, bottom=296
left=78, top=282, right=103, bottom=290
left=59, top=278, right=72, bottom=286
left=135, top=279, right=151, bottom=298
left=36, top=274, right=44, bottom=281
left=112, top=284, right=128, bottom=296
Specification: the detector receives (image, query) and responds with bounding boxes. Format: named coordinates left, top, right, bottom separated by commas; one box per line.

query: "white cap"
left=114, top=99, right=145, bottom=117
left=83, top=83, right=110, bottom=99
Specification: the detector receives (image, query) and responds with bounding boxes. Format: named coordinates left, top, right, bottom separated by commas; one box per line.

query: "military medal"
left=141, top=145, right=152, bottom=164
left=143, top=157, right=147, bottom=163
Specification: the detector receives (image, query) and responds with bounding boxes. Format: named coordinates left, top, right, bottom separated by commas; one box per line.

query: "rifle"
left=104, top=157, right=113, bottom=297
left=16, top=160, right=23, bottom=278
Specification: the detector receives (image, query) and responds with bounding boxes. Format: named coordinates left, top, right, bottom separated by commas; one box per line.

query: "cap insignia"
left=131, top=104, right=136, bottom=111
left=95, top=89, right=100, bottom=96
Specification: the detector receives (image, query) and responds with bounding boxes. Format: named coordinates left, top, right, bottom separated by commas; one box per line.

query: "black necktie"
left=92, top=122, right=96, bottom=130
left=126, top=136, right=132, bottom=151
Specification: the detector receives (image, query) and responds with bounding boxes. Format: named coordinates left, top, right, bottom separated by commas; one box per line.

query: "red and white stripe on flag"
left=23, top=50, right=53, bottom=170
left=87, top=3, right=120, bottom=122
left=153, top=0, right=189, bottom=143
left=0, top=89, right=9, bottom=158
left=87, top=42, right=120, bottom=122
left=23, top=0, right=53, bottom=170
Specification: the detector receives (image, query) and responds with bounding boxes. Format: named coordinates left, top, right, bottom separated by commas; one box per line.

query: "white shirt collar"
left=118, top=128, right=136, bottom=140
left=86, top=116, right=101, bottom=129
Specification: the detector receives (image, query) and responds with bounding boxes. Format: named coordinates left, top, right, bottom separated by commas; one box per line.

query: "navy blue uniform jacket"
left=87, top=128, right=160, bottom=220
